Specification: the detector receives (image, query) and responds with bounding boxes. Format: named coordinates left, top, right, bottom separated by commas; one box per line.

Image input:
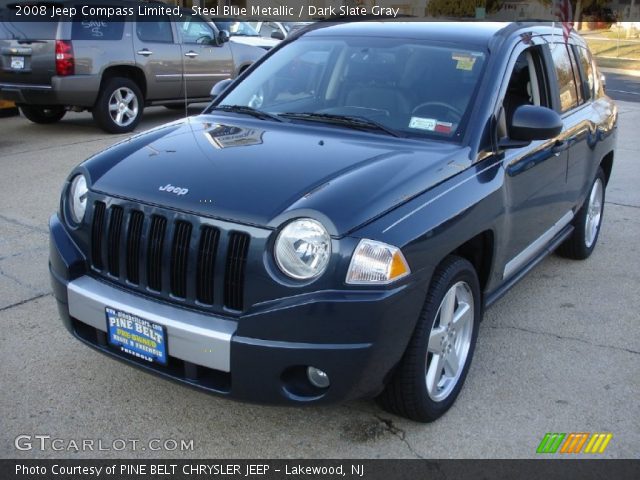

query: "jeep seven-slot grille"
left=90, top=201, right=250, bottom=311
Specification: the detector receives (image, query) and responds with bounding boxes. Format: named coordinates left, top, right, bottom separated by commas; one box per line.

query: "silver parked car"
left=0, top=2, right=264, bottom=133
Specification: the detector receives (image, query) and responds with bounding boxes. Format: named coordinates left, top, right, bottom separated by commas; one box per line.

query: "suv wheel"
left=378, top=256, right=481, bottom=422
left=557, top=167, right=606, bottom=260
left=92, top=78, right=143, bottom=133
left=19, top=105, right=66, bottom=124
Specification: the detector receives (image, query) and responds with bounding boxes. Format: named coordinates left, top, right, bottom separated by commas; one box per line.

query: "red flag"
left=556, top=0, right=574, bottom=43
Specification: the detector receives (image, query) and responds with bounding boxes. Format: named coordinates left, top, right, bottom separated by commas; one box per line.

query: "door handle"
left=184, top=51, right=199, bottom=58
left=551, top=140, right=570, bottom=156
left=136, top=49, right=153, bottom=57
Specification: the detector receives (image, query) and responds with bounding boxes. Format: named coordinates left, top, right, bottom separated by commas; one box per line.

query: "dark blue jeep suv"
left=50, top=22, right=617, bottom=422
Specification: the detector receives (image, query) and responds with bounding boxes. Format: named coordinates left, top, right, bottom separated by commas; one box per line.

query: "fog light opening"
left=307, top=366, right=330, bottom=389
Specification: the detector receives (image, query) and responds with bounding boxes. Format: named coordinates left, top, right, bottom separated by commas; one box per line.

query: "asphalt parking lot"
left=1, top=78, right=639, bottom=459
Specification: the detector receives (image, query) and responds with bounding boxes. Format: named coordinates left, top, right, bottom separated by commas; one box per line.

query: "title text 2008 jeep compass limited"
left=50, top=22, right=617, bottom=422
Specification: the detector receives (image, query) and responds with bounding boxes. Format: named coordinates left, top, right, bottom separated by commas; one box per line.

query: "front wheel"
left=92, top=77, right=143, bottom=133
left=19, top=105, right=66, bottom=124
left=557, top=167, right=606, bottom=260
left=378, top=256, right=481, bottom=422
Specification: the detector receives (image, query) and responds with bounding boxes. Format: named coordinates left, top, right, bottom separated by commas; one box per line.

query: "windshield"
left=218, top=36, right=486, bottom=141
left=214, top=21, right=259, bottom=37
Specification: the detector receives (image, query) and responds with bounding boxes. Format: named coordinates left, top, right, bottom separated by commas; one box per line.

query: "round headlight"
left=275, top=219, right=331, bottom=280
left=68, top=174, right=88, bottom=225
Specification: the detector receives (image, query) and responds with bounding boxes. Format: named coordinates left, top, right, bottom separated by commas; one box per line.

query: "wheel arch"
left=99, top=65, right=147, bottom=101
left=447, top=230, right=495, bottom=296
left=600, top=150, right=614, bottom=186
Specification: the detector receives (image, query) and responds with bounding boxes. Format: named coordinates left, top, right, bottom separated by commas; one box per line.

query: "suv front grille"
left=90, top=200, right=251, bottom=312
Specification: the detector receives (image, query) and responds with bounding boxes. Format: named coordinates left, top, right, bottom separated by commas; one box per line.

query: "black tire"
left=557, top=167, right=606, bottom=260
left=92, top=77, right=143, bottom=133
left=19, top=105, right=66, bottom=124
left=378, top=256, right=481, bottom=422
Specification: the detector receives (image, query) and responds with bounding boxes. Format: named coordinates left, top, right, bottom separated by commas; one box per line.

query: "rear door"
left=177, top=14, right=234, bottom=99
left=133, top=16, right=182, bottom=100
left=0, top=18, right=58, bottom=86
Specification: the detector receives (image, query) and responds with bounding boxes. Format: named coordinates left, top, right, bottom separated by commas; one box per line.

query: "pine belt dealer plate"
left=106, top=307, right=167, bottom=365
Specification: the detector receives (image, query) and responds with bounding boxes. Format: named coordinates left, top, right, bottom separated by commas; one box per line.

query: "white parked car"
left=212, top=20, right=279, bottom=50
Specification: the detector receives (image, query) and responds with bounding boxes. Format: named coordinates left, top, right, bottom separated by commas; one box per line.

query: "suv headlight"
left=346, top=239, right=410, bottom=285
left=68, top=174, right=88, bottom=225
left=275, top=219, right=331, bottom=280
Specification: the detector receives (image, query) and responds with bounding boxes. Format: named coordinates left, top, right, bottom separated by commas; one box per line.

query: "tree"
left=427, top=0, right=502, bottom=18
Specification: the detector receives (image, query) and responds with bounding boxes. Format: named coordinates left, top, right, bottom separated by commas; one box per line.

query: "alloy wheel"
left=426, top=281, right=475, bottom=402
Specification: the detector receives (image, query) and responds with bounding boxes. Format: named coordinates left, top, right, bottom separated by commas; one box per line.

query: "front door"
left=177, top=15, right=234, bottom=99
left=499, top=45, right=572, bottom=280
left=133, top=17, right=182, bottom=100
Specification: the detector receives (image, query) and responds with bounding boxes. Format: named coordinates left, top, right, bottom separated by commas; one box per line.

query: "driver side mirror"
left=270, top=31, right=285, bottom=40
left=501, top=105, right=563, bottom=147
left=210, top=78, right=233, bottom=100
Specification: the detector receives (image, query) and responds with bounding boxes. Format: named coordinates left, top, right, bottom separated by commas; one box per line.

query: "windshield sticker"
left=409, top=117, right=436, bottom=131
left=452, top=53, right=476, bottom=71
left=434, top=121, right=454, bottom=134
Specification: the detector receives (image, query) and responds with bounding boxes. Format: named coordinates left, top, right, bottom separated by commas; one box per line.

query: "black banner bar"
left=2, top=459, right=640, bottom=480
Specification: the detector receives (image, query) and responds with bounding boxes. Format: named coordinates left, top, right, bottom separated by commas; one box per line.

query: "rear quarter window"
left=0, top=21, right=58, bottom=40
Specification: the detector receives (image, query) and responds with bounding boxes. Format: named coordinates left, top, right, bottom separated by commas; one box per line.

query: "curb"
left=0, top=100, right=19, bottom=118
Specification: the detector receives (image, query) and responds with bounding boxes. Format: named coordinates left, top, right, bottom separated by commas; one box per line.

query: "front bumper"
left=0, top=75, right=100, bottom=107
left=50, top=214, right=425, bottom=404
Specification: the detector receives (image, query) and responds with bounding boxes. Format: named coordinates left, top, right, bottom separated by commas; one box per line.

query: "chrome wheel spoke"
left=439, top=288, right=456, bottom=326
left=451, top=301, right=471, bottom=330
left=123, top=93, right=134, bottom=105
left=426, top=354, right=445, bottom=394
left=114, top=90, right=123, bottom=102
left=444, top=349, right=459, bottom=377
left=116, top=111, right=124, bottom=124
left=428, top=327, right=447, bottom=355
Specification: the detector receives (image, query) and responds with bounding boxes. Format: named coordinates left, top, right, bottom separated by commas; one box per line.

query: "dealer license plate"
left=11, top=56, right=25, bottom=69
left=106, top=307, right=167, bottom=365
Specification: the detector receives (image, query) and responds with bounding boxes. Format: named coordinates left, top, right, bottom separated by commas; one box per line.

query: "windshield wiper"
left=279, top=112, right=404, bottom=137
left=212, top=105, right=283, bottom=122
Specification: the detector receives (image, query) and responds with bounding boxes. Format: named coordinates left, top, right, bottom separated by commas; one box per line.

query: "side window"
left=136, top=18, right=173, bottom=43
left=71, top=21, right=124, bottom=41
left=575, top=47, right=594, bottom=102
left=550, top=44, right=579, bottom=113
left=180, top=16, right=215, bottom=44
left=499, top=47, right=549, bottom=138
left=259, top=23, right=279, bottom=38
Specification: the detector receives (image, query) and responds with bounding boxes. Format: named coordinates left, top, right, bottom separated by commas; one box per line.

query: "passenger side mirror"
left=506, top=105, right=563, bottom=144
left=210, top=78, right=233, bottom=100
left=270, top=31, right=285, bottom=40
left=218, top=30, right=230, bottom=44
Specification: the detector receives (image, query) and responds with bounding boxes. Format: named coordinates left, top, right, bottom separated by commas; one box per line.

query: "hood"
left=229, top=36, right=279, bottom=49
left=84, top=115, right=471, bottom=236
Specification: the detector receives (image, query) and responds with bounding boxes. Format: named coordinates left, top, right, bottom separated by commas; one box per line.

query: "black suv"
left=49, top=22, right=617, bottom=422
